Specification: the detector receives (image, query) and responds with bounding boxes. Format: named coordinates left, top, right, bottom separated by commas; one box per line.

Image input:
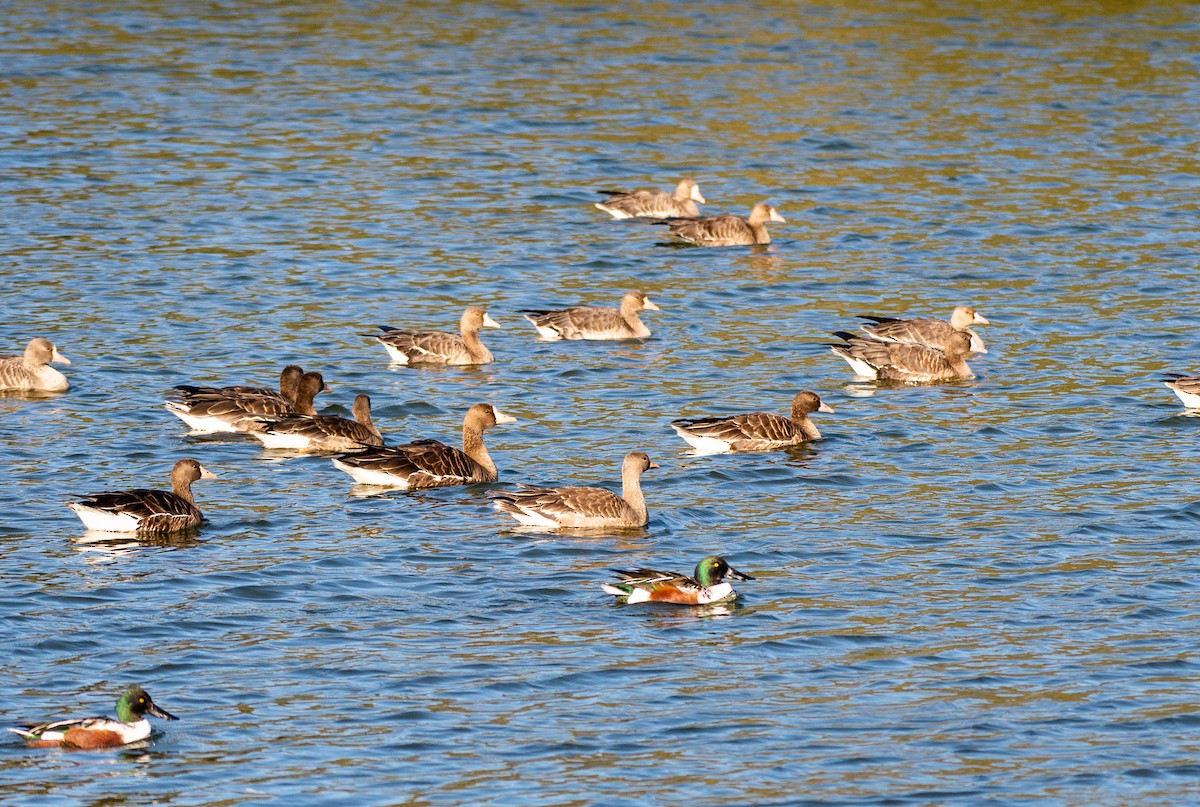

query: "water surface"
left=3, top=1, right=1200, bottom=804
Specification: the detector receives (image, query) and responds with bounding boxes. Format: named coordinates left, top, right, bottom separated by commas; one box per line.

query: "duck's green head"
left=694, top=556, right=754, bottom=587
left=115, top=685, right=179, bottom=724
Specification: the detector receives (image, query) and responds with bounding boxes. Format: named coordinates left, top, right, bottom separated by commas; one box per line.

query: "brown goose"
left=331, top=403, right=516, bottom=488
left=247, top=393, right=384, bottom=452
left=1163, top=374, right=1200, bottom=408
left=860, top=306, right=990, bottom=354
left=68, top=458, right=217, bottom=533
left=523, top=291, right=660, bottom=341
left=368, top=306, right=499, bottom=365
left=165, top=368, right=326, bottom=433
left=490, top=451, right=658, bottom=529
left=662, top=202, right=785, bottom=246
left=829, top=330, right=976, bottom=382
left=595, top=178, right=705, bottom=219
left=0, top=338, right=71, bottom=392
left=670, top=391, right=834, bottom=454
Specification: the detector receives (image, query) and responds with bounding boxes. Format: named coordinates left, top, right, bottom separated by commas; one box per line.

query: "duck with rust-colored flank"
left=594, top=178, right=706, bottom=219
left=9, top=685, right=178, bottom=749
left=68, top=458, right=218, bottom=533
left=490, top=451, right=658, bottom=529
left=829, top=329, right=978, bottom=383
left=367, top=306, right=499, bottom=366
left=602, top=556, right=754, bottom=605
left=660, top=202, right=785, bottom=246
left=0, top=337, right=71, bottom=392
left=523, top=291, right=660, bottom=341
left=247, top=393, right=383, bottom=452
left=671, top=391, right=834, bottom=454
left=859, top=305, right=990, bottom=355
left=165, top=368, right=328, bottom=433
left=331, top=403, right=516, bottom=488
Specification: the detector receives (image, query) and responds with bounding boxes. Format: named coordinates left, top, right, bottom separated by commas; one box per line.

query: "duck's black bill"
left=148, top=703, right=179, bottom=721
left=728, top=567, right=755, bottom=581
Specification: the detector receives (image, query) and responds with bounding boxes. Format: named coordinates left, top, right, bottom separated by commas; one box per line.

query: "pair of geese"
left=364, top=292, right=661, bottom=367
left=594, top=177, right=787, bottom=247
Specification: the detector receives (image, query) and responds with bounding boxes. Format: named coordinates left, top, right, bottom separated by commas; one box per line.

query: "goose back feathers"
left=369, top=306, right=499, bottom=365
left=68, top=458, right=217, bottom=533
left=0, top=338, right=71, bottom=392
left=523, top=291, right=660, bottom=340
left=662, top=202, right=785, bottom=246
left=248, top=393, right=383, bottom=452
left=490, top=451, right=658, bottom=529
left=671, top=391, right=834, bottom=454
left=830, top=330, right=975, bottom=382
left=165, top=369, right=325, bottom=433
left=331, top=403, right=516, bottom=488
left=860, top=306, right=989, bottom=354
left=595, top=178, right=705, bottom=219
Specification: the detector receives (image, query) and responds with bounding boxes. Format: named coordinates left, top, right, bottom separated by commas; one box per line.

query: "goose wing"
left=597, top=190, right=697, bottom=218
left=665, top=214, right=755, bottom=246
left=337, top=441, right=486, bottom=486
left=671, top=412, right=795, bottom=444
left=523, top=306, right=624, bottom=339
left=75, top=489, right=201, bottom=531
left=376, top=328, right=467, bottom=363
left=491, top=484, right=632, bottom=524
left=259, top=414, right=383, bottom=447
left=831, top=332, right=957, bottom=382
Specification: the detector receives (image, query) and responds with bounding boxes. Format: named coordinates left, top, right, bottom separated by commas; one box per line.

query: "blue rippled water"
left=3, top=1, right=1200, bottom=804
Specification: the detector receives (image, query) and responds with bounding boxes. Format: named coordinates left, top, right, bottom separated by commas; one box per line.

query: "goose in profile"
left=660, top=202, right=785, bottom=246
left=367, top=306, right=499, bottom=366
left=523, top=291, right=660, bottom=341
left=490, top=451, right=658, bottom=529
left=68, top=458, right=217, bottom=533
left=829, top=329, right=978, bottom=383
left=670, top=391, right=834, bottom=454
left=601, top=556, right=754, bottom=605
left=165, top=368, right=327, bottom=433
left=0, top=338, right=71, bottom=392
left=247, top=393, right=383, bottom=452
left=1163, top=374, right=1200, bottom=408
left=859, top=306, right=990, bottom=354
left=9, top=685, right=178, bottom=749
left=595, top=178, right=705, bottom=219
left=331, top=403, right=516, bottom=488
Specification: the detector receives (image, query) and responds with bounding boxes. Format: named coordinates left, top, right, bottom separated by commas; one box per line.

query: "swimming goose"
left=829, top=330, right=977, bottom=382
left=0, top=337, right=71, bottom=392
left=1163, top=374, right=1200, bottom=408
left=860, top=306, right=990, bottom=354
left=165, top=369, right=326, bottom=433
left=661, top=202, right=785, bottom=246
left=670, top=391, right=834, bottom=454
left=523, top=291, right=660, bottom=341
left=9, top=685, right=178, bottom=749
left=368, top=306, right=499, bottom=366
left=331, top=403, right=516, bottom=488
left=490, top=451, right=658, bottom=529
left=601, top=556, right=754, bottom=605
left=247, top=393, right=384, bottom=452
left=594, top=178, right=706, bottom=219
left=68, top=458, right=217, bottom=533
